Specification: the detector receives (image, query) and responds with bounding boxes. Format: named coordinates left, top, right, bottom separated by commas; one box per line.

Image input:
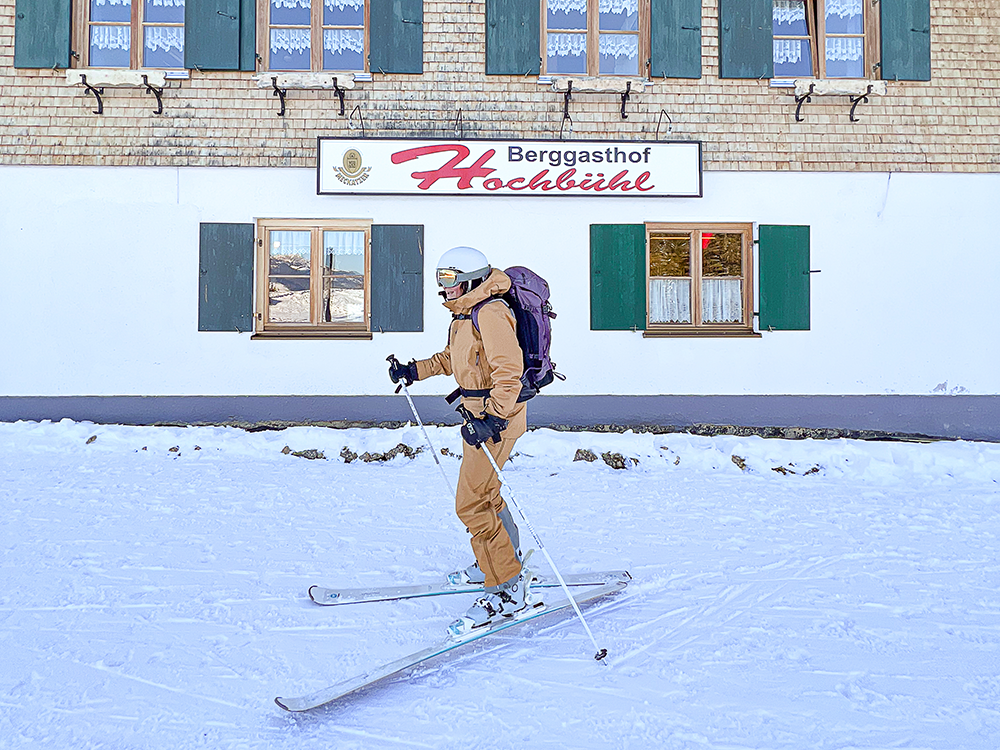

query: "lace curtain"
left=547, top=32, right=587, bottom=58
left=826, top=36, right=862, bottom=61
left=649, top=280, right=691, bottom=324
left=599, top=34, right=637, bottom=59
left=772, top=0, right=805, bottom=25
left=146, top=26, right=184, bottom=52
left=91, top=26, right=130, bottom=51
left=826, top=0, right=862, bottom=18
left=701, top=280, right=742, bottom=324
left=324, top=231, right=365, bottom=256
left=774, top=38, right=803, bottom=64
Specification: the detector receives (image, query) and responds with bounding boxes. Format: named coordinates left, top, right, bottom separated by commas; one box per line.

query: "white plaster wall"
left=2, top=165, right=998, bottom=397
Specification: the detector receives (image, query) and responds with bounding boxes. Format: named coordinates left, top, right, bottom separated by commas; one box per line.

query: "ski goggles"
left=435, top=265, right=490, bottom=288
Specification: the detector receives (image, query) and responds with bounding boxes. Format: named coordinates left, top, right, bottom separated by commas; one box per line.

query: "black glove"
left=388, top=358, right=418, bottom=387
left=461, top=412, right=508, bottom=447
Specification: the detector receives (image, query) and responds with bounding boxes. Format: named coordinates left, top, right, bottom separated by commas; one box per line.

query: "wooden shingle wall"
left=0, top=0, right=997, bottom=171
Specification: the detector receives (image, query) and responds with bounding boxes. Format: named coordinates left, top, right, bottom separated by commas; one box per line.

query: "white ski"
left=308, top=569, right=631, bottom=606
left=275, top=578, right=628, bottom=712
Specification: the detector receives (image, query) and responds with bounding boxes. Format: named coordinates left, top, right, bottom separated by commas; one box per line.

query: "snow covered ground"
left=2, top=419, right=1000, bottom=750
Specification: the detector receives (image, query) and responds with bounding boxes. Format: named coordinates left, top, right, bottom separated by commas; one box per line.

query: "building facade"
left=2, top=0, right=999, bottom=439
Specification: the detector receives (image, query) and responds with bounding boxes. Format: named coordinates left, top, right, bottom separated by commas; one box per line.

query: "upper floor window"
left=264, top=0, right=366, bottom=71
left=84, top=0, right=185, bottom=68
left=544, top=0, right=645, bottom=77
left=773, top=0, right=876, bottom=78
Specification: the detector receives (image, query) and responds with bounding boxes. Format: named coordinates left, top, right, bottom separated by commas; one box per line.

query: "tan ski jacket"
left=415, top=269, right=527, bottom=438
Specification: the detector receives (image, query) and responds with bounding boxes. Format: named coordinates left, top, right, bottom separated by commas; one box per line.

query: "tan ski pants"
left=456, top=431, right=522, bottom=590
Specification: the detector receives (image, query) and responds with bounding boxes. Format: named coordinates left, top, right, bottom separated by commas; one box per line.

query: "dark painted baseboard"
left=1, top=395, right=998, bottom=442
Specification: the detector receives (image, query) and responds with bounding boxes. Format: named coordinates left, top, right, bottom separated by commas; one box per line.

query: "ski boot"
left=447, top=567, right=536, bottom=638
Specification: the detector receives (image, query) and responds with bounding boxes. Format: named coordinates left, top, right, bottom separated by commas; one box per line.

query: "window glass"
left=599, top=34, right=638, bottom=75
left=599, top=0, right=637, bottom=31
left=702, top=233, right=742, bottom=277
left=825, top=0, right=863, bottom=34
left=324, top=0, right=363, bottom=26
left=271, top=0, right=311, bottom=26
left=144, top=0, right=183, bottom=23
left=547, top=33, right=587, bottom=74
left=649, top=233, right=690, bottom=277
left=322, top=231, right=365, bottom=323
left=90, top=26, right=131, bottom=66
left=271, top=29, right=312, bottom=70
left=324, top=29, right=365, bottom=70
left=268, top=230, right=311, bottom=323
left=548, top=0, right=587, bottom=30
left=826, top=37, right=863, bottom=77
left=91, top=0, right=131, bottom=23
left=773, top=0, right=812, bottom=77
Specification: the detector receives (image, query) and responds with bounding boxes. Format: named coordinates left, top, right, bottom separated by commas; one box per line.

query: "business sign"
left=317, top=138, right=702, bottom=198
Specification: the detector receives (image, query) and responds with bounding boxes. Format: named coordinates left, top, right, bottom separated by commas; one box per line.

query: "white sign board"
left=317, top=138, right=702, bottom=197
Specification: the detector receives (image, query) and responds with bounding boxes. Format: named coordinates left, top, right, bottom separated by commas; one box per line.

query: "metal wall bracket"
left=141, top=74, right=164, bottom=115
left=563, top=81, right=573, bottom=120
left=271, top=76, right=287, bottom=117
left=349, top=104, right=366, bottom=136
left=655, top=109, right=672, bottom=139
left=794, top=83, right=815, bottom=122
left=849, top=84, right=874, bottom=122
left=620, top=81, right=631, bottom=119
left=454, top=107, right=463, bottom=138
left=332, top=76, right=346, bottom=116
left=80, top=75, right=104, bottom=115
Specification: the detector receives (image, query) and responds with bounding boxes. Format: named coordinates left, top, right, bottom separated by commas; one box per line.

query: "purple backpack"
left=472, top=266, right=564, bottom=402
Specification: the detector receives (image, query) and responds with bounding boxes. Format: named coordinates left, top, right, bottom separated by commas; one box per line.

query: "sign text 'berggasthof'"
left=317, top=139, right=702, bottom=198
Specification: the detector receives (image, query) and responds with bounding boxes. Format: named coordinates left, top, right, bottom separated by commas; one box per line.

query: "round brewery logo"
left=334, top=148, right=371, bottom=186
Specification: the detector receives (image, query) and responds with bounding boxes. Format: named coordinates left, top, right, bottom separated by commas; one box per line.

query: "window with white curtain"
left=256, top=219, right=371, bottom=333
left=85, top=0, right=185, bottom=68
left=773, top=0, right=875, bottom=79
left=647, top=224, right=754, bottom=334
left=266, top=0, right=366, bottom=72
left=544, top=0, right=644, bottom=77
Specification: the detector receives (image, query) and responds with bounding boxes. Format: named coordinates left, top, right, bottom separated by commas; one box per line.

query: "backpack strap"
left=444, top=387, right=492, bottom=405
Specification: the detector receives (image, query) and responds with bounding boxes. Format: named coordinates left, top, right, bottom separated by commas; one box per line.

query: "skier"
left=388, top=246, right=531, bottom=631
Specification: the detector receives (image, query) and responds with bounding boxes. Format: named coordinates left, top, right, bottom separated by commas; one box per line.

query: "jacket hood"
left=443, top=268, right=511, bottom=315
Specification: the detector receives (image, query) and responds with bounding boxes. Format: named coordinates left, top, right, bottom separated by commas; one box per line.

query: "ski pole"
left=457, top=405, right=609, bottom=662
left=387, top=355, right=454, bottom=498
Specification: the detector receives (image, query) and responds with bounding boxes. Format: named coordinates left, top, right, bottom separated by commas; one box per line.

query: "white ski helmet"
left=435, top=246, right=491, bottom=290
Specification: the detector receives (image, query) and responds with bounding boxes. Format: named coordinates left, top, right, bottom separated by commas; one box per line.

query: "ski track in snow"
left=1, top=419, right=1000, bottom=749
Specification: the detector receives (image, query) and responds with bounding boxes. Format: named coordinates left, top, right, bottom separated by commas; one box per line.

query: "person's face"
left=444, top=283, right=466, bottom=300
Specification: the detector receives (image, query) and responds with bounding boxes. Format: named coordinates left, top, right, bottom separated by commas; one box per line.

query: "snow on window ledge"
left=788, top=79, right=888, bottom=97
left=544, top=76, right=648, bottom=94
left=66, top=69, right=173, bottom=88
left=252, top=72, right=360, bottom=90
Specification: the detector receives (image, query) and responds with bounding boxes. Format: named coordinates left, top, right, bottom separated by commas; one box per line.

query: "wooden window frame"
left=541, top=0, right=650, bottom=78
left=773, top=0, right=880, bottom=79
left=74, top=0, right=185, bottom=69
left=259, top=0, right=370, bottom=72
left=254, top=218, right=373, bottom=340
left=643, top=222, right=757, bottom=338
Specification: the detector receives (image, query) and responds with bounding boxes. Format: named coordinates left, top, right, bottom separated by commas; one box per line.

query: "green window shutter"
left=369, top=0, right=424, bottom=74
left=371, top=225, right=424, bottom=332
left=14, top=0, right=71, bottom=68
left=199, top=223, right=254, bottom=332
left=590, top=224, right=646, bottom=331
left=650, top=0, right=702, bottom=79
left=758, top=225, right=810, bottom=331
left=185, top=0, right=252, bottom=70
left=485, top=0, right=540, bottom=75
left=880, top=0, right=931, bottom=81
left=717, top=0, right=772, bottom=79
left=240, top=0, right=257, bottom=72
